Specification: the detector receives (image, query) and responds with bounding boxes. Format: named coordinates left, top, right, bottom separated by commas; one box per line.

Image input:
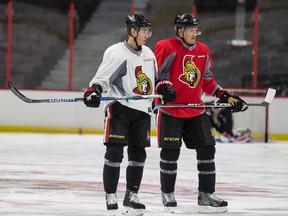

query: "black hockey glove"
left=83, top=83, right=102, bottom=108
left=156, top=80, right=176, bottom=104
left=217, top=90, right=248, bottom=112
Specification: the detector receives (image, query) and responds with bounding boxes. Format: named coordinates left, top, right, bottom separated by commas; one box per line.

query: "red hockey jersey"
left=154, top=38, right=222, bottom=118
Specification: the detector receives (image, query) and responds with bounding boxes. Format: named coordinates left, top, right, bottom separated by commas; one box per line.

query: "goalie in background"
left=206, top=105, right=252, bottom=143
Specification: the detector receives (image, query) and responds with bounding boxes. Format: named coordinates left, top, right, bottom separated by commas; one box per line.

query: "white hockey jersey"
left=89, top=41, right=157, bottom=114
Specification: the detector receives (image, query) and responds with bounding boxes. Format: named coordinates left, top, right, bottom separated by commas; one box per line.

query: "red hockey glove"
left=83, top=83, right=102, bottom=108
left=156, top=80, right=176, bottom=104
left=217, top=90, right=248, bottom=112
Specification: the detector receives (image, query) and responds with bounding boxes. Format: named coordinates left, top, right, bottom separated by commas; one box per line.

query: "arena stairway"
left=39, top=0, right=132, bottom=90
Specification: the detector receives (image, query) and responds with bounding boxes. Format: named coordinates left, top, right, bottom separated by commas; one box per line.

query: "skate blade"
left=197, top=205, right=228, bottom=214
left=122, top=207, right=144, bottom=216
left=164, top=206, right=176, bottom=213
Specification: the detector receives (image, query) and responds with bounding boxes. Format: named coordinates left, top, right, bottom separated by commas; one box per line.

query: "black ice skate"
left=122, top=190, right=145, bottom=216
left=105, top=193, right=118, bottom=215
left=198, top=191, right=228, bottom=213
left=161, top=192, right=177, bottom=213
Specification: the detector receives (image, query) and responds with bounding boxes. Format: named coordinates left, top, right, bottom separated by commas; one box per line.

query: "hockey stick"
left=8, top=81, right=162, bottom=104
left=154, top=88, right=276, bottom=109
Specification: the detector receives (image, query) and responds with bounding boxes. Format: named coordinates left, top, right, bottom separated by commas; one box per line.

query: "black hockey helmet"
left=174, top=13, right=201, bottom=35
left=125, top=14, right=152, bottom=35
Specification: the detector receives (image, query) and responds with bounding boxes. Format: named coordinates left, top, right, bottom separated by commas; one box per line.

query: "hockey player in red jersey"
left=154, top=13, right=248, bottom=214
left=83, top=14, right=175, bottom=216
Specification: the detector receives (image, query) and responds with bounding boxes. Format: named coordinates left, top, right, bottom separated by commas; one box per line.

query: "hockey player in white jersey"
left=83, top=14, right=176, bottom=216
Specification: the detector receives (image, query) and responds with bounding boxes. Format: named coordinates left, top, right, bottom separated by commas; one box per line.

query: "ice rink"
left=1, top=133, right=288, bottom=216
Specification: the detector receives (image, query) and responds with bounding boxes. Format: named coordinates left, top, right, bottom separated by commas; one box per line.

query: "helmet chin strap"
left=133, top=34, right=141, bottom=50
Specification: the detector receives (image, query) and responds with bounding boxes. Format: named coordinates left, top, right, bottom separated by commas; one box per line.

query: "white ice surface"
left=0, top=133, right=288, bottom=216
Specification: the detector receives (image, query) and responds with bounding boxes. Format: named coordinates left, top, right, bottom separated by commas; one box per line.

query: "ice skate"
left=106, top=193, right=118, bottom=216
left=198, top=192, right=228, bottom=213
left=162, top=192, right=177, bottom=213
left=122, top=190, right=145, bottom=216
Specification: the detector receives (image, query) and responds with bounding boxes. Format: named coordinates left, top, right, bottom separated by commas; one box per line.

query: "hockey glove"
left=217, top=90, right=248, bottom=112
left=83, top=83, right=102, bottom=108
left=156, top=80, right=176, bottom=104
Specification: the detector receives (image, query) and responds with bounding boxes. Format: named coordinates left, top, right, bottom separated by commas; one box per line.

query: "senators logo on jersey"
left=179, top=55, right=201, bottom=88
left=133, top=65, right=153, bottom=95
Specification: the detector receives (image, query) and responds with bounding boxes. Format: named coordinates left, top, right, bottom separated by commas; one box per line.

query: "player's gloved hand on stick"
left=217, top=90, right=248, bottom=112
left=83, top=83, right=102, bottom=108
left=156, top=80, right=176, bottom=104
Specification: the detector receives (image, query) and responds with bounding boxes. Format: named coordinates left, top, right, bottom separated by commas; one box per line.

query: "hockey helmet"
left=125, top=14, right=152, bottom=35
left=174, top=13, right=201, bottom=35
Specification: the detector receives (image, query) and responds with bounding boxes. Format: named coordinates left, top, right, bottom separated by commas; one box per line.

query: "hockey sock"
left=103, top=144, right=124, bottom=193
left=103, top=160, right=121, bottom=193
left=126, top=162, right=144, bottom=192
left=160, top=148, right=180, bottom=193
left=126, top=147, right=146, bottom=192
left=196, top=145, right=216, bottom=193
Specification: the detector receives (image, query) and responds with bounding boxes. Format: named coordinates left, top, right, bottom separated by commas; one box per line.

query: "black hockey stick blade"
left=8, top=81, right=83, bottom=103
left=8, top=81, right=162, bottom=103
left=154, top=88, right=276, bottom=109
